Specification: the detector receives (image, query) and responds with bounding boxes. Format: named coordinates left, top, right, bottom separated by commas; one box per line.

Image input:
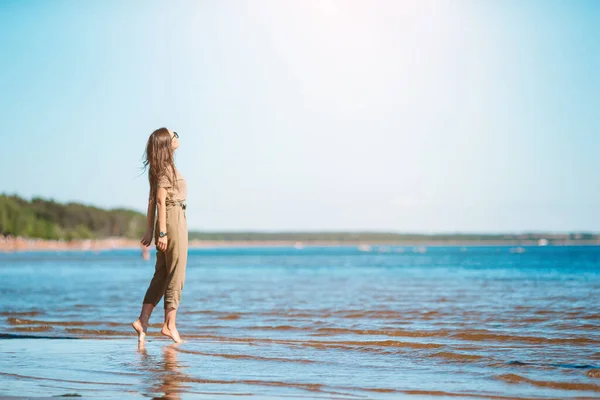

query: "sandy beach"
left=2, top=234, right=600, bottom=253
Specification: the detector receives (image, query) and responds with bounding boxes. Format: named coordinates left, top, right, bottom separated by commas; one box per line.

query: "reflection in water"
left=138, top=344, right=187, bottom=400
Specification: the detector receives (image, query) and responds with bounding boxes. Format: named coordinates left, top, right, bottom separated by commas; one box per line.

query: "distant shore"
left=1, top=235, right=599, bottom=253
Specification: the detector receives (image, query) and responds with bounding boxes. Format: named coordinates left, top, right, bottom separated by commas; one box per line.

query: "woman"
left=133, top=127, right=188, bottom=347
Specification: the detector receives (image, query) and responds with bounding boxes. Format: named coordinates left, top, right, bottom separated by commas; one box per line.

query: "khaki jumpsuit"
left=143, top=168, right=188, bottom=310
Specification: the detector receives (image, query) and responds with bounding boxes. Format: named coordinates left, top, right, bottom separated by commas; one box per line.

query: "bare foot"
left=161, top=324, right=183, bottom=343
left=132, top=319, right=147, bottom=347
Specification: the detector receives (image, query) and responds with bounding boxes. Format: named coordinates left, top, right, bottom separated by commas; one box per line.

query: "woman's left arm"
left=140, top=195, right=156, bottom=247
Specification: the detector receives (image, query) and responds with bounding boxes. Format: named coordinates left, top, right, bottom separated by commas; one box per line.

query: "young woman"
left=132, top=128, right=188, bottom=348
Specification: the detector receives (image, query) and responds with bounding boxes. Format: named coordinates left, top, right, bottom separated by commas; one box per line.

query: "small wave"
left=247, top=325, right=298, bottom=331
left=65, top=328, right=127, bottom=336
left=245, top=325, right=444, bottom=337
left=402, top=389, right=546, bottom=399
left=175, top=375, right=409, bottom=397
left=506, top=361, right=600, bottom=372
left=313, top=327, right=448, bottom=338
left=0, top=311, right=42, bottom=317
left=245, top=325, right=448, bottom=339
left=242, top=325, right=598, bottom=347
left=452, top=330, right=597, bottom=346
left=300, top=339, right=443, bottom=350
left=428, top=351, right=485, bottom=362
left=9, top=325, right=53, bottom=332
left=0, top=371, right=133, bottom=387
left=588, top=369, right=600, bottom=378
left=259, top=309, right=409, bottom=320
left=421, top=311, right=441, bottom=319
left=176, top=376, right=327, bottom=394
left=179, top=333, right=442, bottom=352
left=495, top=373, right=600, bottom=392
left=550, top=323, right=600, bottom=331
left=73, top=304, right=94, bottom=309
left=0, top=333, right=78, bottom=339
left=7, top=317, right=117, bottom=327
left=217, top=313, right=242, bottom=320
left=175, top=348, right=317, bottom=364
left=581, top=314, right=600, bottom=321
left=518, top=317, right=550, bottom=323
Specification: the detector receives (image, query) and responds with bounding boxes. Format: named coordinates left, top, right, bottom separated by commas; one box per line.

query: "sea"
left=0, top=245, right=599, bottom=399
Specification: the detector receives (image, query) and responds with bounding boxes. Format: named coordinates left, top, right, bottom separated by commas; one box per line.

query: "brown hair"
left=143, top=127, right=177, bottom=202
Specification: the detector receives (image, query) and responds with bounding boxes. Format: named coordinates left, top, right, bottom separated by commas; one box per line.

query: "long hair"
left=143, top=128, right=177, bottom=202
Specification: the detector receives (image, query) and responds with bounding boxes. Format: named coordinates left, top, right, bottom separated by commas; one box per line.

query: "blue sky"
left=1, top=0, right=598, bottom=232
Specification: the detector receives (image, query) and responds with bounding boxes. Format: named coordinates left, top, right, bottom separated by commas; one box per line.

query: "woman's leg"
left=161, top=207, right=188, bottom=343
left=133, top=249, right=168, bottom=346
left=161, top=307, right=182, bottom=343
left=132, top=303, right=155, bottom=347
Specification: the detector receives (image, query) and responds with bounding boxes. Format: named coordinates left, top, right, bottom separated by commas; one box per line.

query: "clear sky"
left=1, top=0, right=598, bottom=233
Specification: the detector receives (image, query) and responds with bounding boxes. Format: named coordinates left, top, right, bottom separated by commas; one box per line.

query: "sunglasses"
left=172, top=131, right=179, bottom=140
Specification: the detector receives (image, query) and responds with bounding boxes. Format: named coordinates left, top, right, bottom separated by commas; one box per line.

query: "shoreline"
left=1, top=236, right=600, bottom=253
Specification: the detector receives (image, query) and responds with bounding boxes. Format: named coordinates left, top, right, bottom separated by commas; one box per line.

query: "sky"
left=0, top=0, right=599, bottom=233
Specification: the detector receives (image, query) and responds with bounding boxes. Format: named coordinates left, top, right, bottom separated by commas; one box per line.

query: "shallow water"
left=1, top=245, right=599, bottom=399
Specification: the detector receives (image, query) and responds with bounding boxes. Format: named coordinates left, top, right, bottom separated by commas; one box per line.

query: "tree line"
left=0, top=194, right=146, bottom=240
left=187, top=231, right=598, bottom=242
left=1, top=194, right=596, bottom=243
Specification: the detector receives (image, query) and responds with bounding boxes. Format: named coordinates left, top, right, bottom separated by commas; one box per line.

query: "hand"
left=157, top=236, right=168, bottom=252
left=140, top=230, right=153, bottom=247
